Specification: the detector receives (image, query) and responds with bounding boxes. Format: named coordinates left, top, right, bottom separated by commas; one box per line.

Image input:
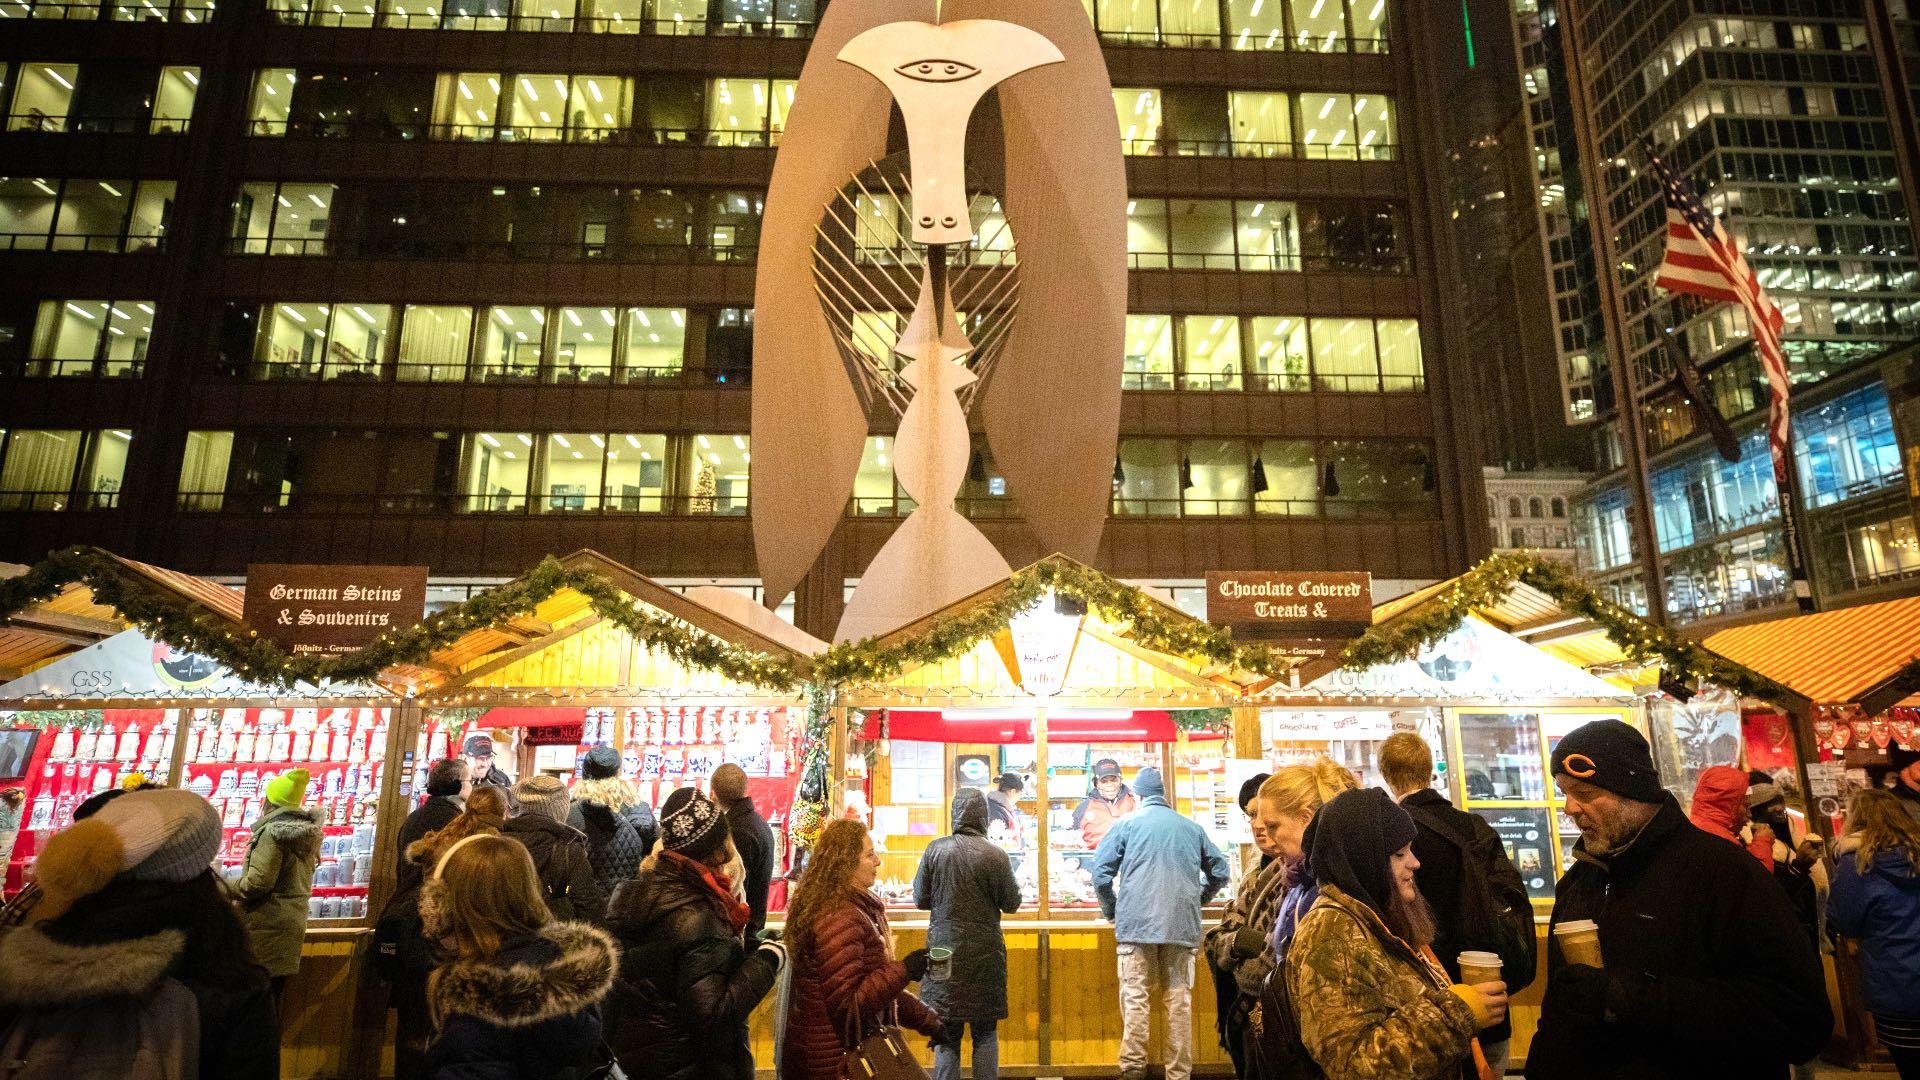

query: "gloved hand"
left=1231, top=925, right=1267, bottom=960
left=927, top=1022, right=953, bottom=1051
left=903, top=947, right=931, bottom=981
left=757, top=940, right=788, bottom=972
left=1539, top=964, right=1610, bottom=1030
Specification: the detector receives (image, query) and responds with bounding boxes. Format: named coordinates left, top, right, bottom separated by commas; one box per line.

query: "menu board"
left=1473, top=806, right=1556, bottom=901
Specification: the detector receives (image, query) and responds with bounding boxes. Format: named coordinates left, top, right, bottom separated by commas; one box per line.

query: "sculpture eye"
left=895, top=59, right=980, bottom=83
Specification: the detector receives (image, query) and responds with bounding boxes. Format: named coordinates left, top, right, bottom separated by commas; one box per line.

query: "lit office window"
left=853, top=436, right=907, bottom=516
left=1113, top=438, right=1181, bottom=516
left=605, top=434, right=667, bottom=510
left=7, top=63, right=78, bottom=131
left=479, top=306, right=545, bottom=380
left=622, top=307, right=686, bottom=380
left=1185, top=439, right=1248, bottom=515
left=465, top=433, right=532, bottom=511
left=1125, top=199, right=1170, bottom=268
left=1349, top=0, right=1386, bottom=48
left=1092, top=0, right=1157, bottom=43
left=1353, top=93, right=1395, bottom=158
left=231, top=182, right=334, bottom=255
left=431, top=72, right=502, bottom=139
left=397, top=305, right=473, bottom=381
left=848, top=312, right=902, bottom=377
left=177, top=431, right=233, bottom=511
left=1376, top=318, right=1423, bottom=390
left=1114, top=88, right=1162, bottom=155
left=1225, top=0, right=1285, bottom=50
left=151, top=67, right=199, bottom=133
left=1249, top=316, right=1310, bottom=391
left=568, top=76, right=629, bottom=141
left=1169, top=199, right=1236, bottom=270
left=83, top=429, right=131, bottom=508
left=1290, top=0, right=1348, bottom=51
left=585, top=0, right=643, bottom=32
left=30, top=300, right=154, bottom=377
left=514, top=0, right=574, bottom=31
left=441, top=0, right=508, bottom=30
left=1236, top=200, right=1299, bottom=270
left=705, top=77, right=788, bottom=146
left=1159, top=0, right=1219, bottom=45
left=0, top=178, right=59, bottom=250
left=553, top=307, right=617, bottom=382
left=509, top=73, right=570, bottom=140
left=1229, top=92, right=1291, bottom=157
left=543, top=434, right=602, bottom=510
left=1182, top=316, right=1243, bottom=391
left=248, top=69, right=296, bottom=135
left=1254, top=440, right=1317, bottom=515
left=686, top=434, right=749, bottom=515
left=1123, top=315, right=1174, bottom=390
left=1310, top=317, right=1379, bottom=391
left=653, top=0, right=705, bottom=33
left=0, top=429, right=83, bottom=510
left=1300, top=92, right=1357, bottom=159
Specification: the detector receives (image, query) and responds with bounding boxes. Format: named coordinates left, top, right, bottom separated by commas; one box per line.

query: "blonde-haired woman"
left=1258, top=758, right=1359, bottom=957
left=781, top=819, right=943, bottom=1080
left=1829, top=788, right=1920, bottom=1078
left=419, top=834, right=618, bottom=1080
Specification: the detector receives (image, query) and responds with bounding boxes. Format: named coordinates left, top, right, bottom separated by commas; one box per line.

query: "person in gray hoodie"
left=914, top=787, right=1022, bottom=1080
left=1090, top=767, right=1230, bottom=1080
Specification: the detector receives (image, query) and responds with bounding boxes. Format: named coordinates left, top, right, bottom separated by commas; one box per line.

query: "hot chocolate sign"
left=1206, top=571, right=1372, bottom=644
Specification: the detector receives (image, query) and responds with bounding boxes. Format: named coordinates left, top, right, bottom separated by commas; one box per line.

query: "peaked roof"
left=1703, top=592, right=1920, bottom=707
left=0, top=555, right=244, bottom=680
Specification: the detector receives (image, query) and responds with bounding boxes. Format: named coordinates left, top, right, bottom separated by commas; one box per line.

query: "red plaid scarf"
left=663, top=850, right=751, bottom=934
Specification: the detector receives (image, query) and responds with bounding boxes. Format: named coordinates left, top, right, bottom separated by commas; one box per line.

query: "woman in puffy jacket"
left=782, top=818, right=943, bottom=1080
left=606, top=788, right=785, bottom=1080
left=420, top=834, right=617, bottom=1080
left=1828, top=788, right=1920, bottom=1079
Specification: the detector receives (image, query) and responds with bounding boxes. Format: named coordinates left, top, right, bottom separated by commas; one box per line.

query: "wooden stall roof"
left=0, top=556, right=242, bottom=680
left=403, top=550, right=818, bottom=695
left=849, top=555, right=1311, bottom=702
left=1371, top=574, right=1636, bottom=675
left=1702, top=593, right=1920, bottom=707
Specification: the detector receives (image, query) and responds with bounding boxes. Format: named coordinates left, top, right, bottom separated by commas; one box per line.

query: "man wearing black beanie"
left=1527, top=720, right=1831, bottom=1080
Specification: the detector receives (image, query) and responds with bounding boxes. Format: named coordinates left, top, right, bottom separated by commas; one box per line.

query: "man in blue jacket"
left=1091, top=767, right=1231, bottom=1080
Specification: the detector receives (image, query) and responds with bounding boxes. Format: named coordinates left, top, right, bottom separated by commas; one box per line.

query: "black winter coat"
left=913, top=788, right=1022, bottom=1023
left=423, top=922, right=617, bottom=1080
left=1402, top=787, right=1531, bottom=1043
left=605, top=856, right=781, bottom=1080
left=569, top=799, right=646, bottom=899
left=1526, top=796, right=1830, bottom=1080
left=503, top=815, right=609, bottom=924
left=394, top=795, right=463, bottom=905
left=726, top=799, right=777, bottom=940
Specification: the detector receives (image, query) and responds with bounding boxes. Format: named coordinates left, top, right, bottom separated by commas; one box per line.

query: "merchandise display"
left=183, top=706, right=389, bottom=921
left=5, top=710, right=179, bottom=892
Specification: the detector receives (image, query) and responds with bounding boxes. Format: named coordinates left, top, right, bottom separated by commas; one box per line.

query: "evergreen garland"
left=1336, top=551, right=1793, bottom=702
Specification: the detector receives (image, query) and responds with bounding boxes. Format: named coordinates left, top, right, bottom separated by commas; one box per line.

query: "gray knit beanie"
left=512, top=775, right=571, bottom=823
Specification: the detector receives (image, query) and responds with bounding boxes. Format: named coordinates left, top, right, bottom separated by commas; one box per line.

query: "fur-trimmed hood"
left=0, top=925, right=185, bottom=1007
left=431, top=921, right=617, bottom=1029
left=251, top=806, right=324, bottom=859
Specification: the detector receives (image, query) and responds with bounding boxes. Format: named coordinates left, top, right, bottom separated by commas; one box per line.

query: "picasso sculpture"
left=751, top=0, right=1129, bottom=642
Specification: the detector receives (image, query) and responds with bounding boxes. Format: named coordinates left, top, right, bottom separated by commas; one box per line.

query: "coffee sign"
left=1206, top=571, right=1372, bottom=643
left=245, top=564, right=428, bottom=657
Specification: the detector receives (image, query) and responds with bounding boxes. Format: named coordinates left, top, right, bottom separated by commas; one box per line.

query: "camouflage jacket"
left=1284, top=884, right=1479, bottom=1080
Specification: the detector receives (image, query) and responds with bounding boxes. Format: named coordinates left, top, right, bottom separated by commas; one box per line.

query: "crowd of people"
left=0, top=720, right=1915, bottom=1080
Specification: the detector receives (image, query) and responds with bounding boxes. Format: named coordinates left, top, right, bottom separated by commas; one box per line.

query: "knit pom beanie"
left=32, top=788, right=221, bottom=923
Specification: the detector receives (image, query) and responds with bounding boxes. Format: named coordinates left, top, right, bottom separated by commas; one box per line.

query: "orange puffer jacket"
left=780, top=890, right=942, bottom=1080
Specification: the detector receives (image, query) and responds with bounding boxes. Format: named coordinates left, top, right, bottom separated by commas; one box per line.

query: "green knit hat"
left=266, top=768, right=311, bottom=809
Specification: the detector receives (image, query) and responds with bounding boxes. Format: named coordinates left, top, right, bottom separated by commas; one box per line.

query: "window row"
left=0, top=300, right=156, bottom=377
left=1112, top=436, right=1436, bottom=518
left=1113, top=87, right=1396, bottom=160
left=164, top=430, right=1437, bottom=521
left=264, top=0, right=813, bottom=33
left=1081, top=0, right=1387, bottom=51
left=1121, top=314, right=1423, bottom=392
left=247, top=302, right=692, bottom=383
left=247, top=69, right=796, bottom=145
left=0, top=178, right=174, bottom=252
left=1, top=61, right=200, bottom=133
left=0, top=0, right=210, bottom=22
left=220, top=181, right=1408, bottom=272
left=0, top=428, right=131, bottom=510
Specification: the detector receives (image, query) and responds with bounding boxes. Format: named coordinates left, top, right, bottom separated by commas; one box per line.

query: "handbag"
left=842, top=1002, right=930, bottom=1080
left=1252, top=960, right=1325, bottom=1080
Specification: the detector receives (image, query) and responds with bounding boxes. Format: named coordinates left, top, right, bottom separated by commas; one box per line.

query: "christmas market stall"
left=0, top=551, right=397, bottom=1080
left=760, top=555, right=1315, bottom=1076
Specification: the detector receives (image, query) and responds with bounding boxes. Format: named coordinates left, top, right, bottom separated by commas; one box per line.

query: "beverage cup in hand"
left=928, top=946, right=953, bottom=980
left=1554, top=919, right=1604, bottom=967
left=1457, top=950, right=1502, bottom=986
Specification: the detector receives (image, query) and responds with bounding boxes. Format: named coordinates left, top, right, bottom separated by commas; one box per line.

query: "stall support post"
left=166, top=708, right=194, bottom=786
left=346, top=700, right=420, bottom=1080
left=1783, top=697, right=1837, bottom=845
left=1232, top=705, right=1263, bottom=873
left=1031, top=706, right=1051, bottom=1069
left=828, top=702, right=849, bottom=818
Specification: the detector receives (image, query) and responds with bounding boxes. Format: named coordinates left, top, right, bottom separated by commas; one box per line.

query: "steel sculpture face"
left=751, top=0, right=1128, bottom=642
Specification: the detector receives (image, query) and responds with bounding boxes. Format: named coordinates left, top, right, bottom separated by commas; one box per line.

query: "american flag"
left=1647, top=147, right=1810, bottom=605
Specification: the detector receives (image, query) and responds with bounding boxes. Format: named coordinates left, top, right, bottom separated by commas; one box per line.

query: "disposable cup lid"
left=1457, top=951, right=1501, bottom=965
left=928, top=947, right=954, bottom=959
left=1555, top=919, right=1599, bottom=933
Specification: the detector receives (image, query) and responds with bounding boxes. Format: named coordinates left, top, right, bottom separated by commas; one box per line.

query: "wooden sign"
left=245, top=564, right=428, bottom=657
left=1206, top=571, right=1372, bottom=643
